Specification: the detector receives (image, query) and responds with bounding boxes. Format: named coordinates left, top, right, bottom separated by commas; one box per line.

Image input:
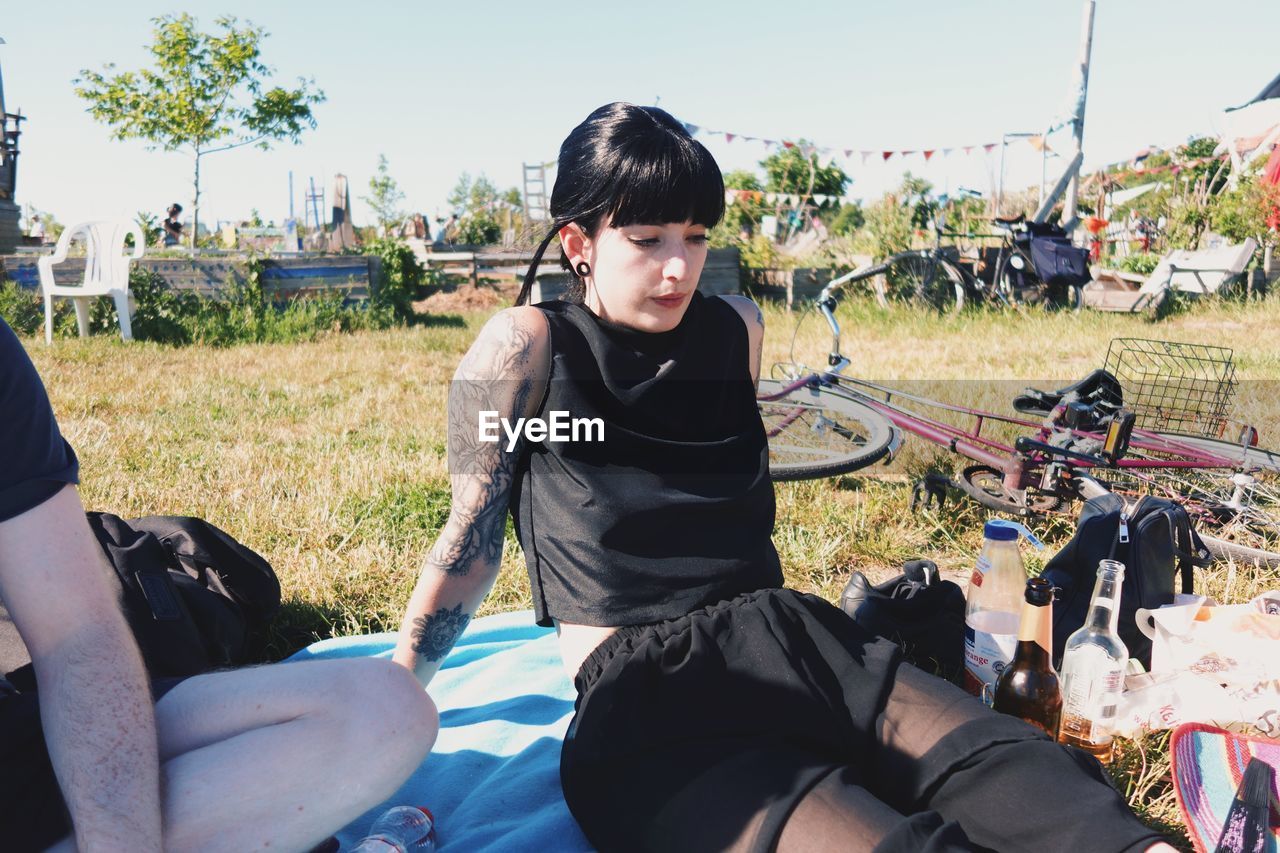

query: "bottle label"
left=1059, top=645, right=1123, bottom=744
left=970, top=554, right=992, bottom=588
left=963, top=616, right=1017, bottom=699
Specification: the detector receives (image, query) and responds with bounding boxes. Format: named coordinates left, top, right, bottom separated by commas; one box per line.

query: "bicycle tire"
left=994, top=252, right=1083, bottom=311
left=874, top=253, right=966, bottom=314
left=758, top=379, right=898, bottom=481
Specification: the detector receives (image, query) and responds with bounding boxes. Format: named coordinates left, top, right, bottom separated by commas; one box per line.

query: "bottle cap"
left=983, top=520, right=1018, bottom=541
left=1024, top=577, right=1054, bottom=605
left=983, top=519, right=1046, bottom=549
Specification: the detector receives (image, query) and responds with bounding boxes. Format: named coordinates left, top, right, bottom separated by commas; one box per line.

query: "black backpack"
left=1039, top=493, right=1209, bottom=668
left=3, top=513, right=280, bottom=689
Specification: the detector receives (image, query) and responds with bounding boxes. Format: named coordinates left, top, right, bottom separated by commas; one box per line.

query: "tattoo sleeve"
left=427, top=312, right=540, bottom=577
left=410, top=603, right=472, bottom=661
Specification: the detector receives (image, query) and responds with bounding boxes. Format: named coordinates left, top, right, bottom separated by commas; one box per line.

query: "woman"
left=392, top=103, right=1172, bottom=853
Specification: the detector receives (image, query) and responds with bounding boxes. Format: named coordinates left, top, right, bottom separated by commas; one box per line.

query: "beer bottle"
left=1057, top=560, right=1129, bottom=764
left=992, top=577, right=1062, bottom=735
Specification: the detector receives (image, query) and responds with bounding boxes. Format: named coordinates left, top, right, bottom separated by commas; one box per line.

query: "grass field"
left=21, top=293, right=1280, bottom=848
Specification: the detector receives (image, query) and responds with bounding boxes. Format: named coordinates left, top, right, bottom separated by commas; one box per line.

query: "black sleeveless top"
left=509, top=291, right=783, bottom=627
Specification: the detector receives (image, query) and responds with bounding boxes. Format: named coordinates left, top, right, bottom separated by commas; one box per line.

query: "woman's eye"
left=629, top=238, right=659, bottom=247
left=688, top=234, right=708, bottom=244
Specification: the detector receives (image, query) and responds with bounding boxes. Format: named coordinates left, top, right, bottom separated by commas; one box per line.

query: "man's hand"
left=0, top=485, right=162, bottom=851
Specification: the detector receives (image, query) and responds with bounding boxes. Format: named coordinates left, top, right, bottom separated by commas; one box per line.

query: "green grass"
left=20, top=293, right=1280, bottom=849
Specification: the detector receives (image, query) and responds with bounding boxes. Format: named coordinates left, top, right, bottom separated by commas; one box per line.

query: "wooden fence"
left=0, top=254, right=379, bottom=303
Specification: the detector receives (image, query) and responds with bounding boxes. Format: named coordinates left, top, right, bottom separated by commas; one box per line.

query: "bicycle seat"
left=993, top=212, right=1026, bottom=225
left=1012, top=369, right=1123, bottom=430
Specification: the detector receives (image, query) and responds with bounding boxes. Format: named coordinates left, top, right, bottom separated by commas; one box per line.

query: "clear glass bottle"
left=963, top=520, right=1026, bottom=698
left=1057, top=560, right=1128, bottom=763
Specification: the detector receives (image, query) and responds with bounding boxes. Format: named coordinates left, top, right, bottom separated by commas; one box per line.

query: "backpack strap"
left=1169, top=505, right=1210, bottom=595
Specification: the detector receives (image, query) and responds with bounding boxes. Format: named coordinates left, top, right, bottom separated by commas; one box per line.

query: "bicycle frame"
left=762, top=290, right=1265, bottom=500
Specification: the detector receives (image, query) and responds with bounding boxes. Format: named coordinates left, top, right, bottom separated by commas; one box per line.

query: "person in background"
left=161, top=203, right=184, bottom=247
left=0, top=318, right=438, bottom=852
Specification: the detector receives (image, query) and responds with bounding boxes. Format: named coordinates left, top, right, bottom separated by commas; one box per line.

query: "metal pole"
left=997, top=137, right=1007, bottom=218
left=1061, top=0, right=1096, bottom=229
left=288, top=170, right=294, bottom=220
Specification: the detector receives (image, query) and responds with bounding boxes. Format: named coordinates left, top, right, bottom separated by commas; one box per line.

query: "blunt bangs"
left=603, top=131, right=724, bottom=230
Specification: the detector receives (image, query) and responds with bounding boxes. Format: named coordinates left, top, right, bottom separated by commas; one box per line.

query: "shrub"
left=0, top=278, right=45, bottom=335
left=365, top=237, right=433, bottom=320
left=1117, top=252, right=1161, bottom=276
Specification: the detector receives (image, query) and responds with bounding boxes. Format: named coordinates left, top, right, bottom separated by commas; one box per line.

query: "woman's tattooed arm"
left=392, top=308, right=549, bottom=681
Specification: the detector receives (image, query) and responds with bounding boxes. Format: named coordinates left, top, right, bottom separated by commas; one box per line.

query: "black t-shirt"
left=0, top=319, right=79, bottom=521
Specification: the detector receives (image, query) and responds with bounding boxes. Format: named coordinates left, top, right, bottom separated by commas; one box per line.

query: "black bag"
left=840, top=559, right=967, bottom=685
left=1039, top=494, right=1209, bottom=668
left=1028, top=234, right=1091, bottom=288
left=4, top=513, right=280, bottom=688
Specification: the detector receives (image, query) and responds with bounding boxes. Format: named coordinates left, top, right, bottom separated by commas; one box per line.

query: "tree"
left=74, top=14, right=325, bottom=250
left=447, top=173, right=521, bottom=245
left=760, top=143, right=849, bottom=199
left=362, top=154, right=406, bottom=235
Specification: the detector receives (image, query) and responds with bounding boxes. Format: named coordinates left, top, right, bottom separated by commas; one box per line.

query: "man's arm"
left=0, top=485, right=162, bottom=852
left=392, top=306, right=549, bottom=686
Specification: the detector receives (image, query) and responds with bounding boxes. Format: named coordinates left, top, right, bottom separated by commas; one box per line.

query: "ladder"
left=522, top=162, right=549, bottom=223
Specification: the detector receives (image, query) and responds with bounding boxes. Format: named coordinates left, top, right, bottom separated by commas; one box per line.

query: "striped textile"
left=1170, top=722, right=1280, bottom=852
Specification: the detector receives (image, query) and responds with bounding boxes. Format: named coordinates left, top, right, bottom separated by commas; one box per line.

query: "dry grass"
left=21, top=293, right=1280, bottom=846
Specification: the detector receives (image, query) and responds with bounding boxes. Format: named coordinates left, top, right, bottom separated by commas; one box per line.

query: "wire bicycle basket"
left=1102, top=338, right=1237, bottom=438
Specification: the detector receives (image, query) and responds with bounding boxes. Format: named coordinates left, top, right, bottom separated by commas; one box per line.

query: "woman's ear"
left=558, top=223, right=590, bottom=267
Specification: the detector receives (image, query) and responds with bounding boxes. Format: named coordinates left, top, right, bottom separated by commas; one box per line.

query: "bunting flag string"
left=677, top=114, right=1057, bottom=166
left=723, top=188, right=858, bottom=207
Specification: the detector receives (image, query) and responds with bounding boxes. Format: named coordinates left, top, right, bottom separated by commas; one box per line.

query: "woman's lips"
left=651, top=292, right=688, bottom=308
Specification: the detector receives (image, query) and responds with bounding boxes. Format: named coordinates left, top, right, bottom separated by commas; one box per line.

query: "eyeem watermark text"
left=479, top=411, right=604, bottom=451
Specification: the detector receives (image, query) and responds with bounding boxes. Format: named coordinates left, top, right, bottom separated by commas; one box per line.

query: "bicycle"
left=756, top=287, right=1280, bottom=566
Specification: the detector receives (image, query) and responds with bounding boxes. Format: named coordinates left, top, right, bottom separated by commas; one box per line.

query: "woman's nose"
left=664, top=246, right=688, bottom=281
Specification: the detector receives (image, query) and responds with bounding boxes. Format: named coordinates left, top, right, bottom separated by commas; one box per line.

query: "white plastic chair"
left=37, top=221, right=146, bottom=344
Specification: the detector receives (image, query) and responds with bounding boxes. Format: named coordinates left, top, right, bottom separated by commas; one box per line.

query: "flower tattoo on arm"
left=410, top=603, right=472, bottom=662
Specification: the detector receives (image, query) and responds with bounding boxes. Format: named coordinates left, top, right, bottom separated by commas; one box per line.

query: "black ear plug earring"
left=575, top=261, right=591, bottom=277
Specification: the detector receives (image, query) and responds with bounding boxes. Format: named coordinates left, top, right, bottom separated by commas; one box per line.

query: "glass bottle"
left=992, top=577, right=1062, bottom=735
left=1057, top=560, right=1128, bottom=763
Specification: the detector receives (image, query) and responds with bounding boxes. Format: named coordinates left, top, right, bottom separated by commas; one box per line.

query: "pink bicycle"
left=757, top=288, right=1280, bottom=566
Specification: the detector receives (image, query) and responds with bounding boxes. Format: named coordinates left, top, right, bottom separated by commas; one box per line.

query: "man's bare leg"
left=44, top=657, right=437, bottom=853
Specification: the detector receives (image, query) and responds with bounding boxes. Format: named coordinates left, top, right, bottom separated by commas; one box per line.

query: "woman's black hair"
left=515, top=103, right=725, bottom=306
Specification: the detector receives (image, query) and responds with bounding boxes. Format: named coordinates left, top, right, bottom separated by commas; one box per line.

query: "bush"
left=1, top=264, right=402, bottom=347
left=1117, top=252, right=1161, bottom=275
left=365, top=237, right=433, bottom=320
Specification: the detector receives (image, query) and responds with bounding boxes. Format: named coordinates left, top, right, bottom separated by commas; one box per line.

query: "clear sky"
left=3, top=0, right=1277, bottom=231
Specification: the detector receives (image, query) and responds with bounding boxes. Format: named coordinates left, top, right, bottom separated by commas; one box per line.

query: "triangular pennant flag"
left=762, top=139, right=776, bottom=148
left=883, top=151, right=894, bottom=161
left=1028, top=135, right=1047, bottom=152
left=844, top=148, right=854, bottom=158
left=861, top=151, right=872, bottom=164
left=683, top=123, right=700, bottom=135
left=942, top=148, right=954, bottom=157
left=725, top=133, right=735, bottom=143
left=725, top=190, right=737, bottom=204
left=983, top=143, right=997, bottom=154
left=790, top=194, right=801, bottom=206
left=742, top=135, right=756, bottom=143
left=923, top=150, right=936, bottom=161
left=764, top=192, right=777, bottom=203
left=901, top=150, right=916, bottom=158
left=782, top=140, right=796, bottom=150
left=963, top=146, right=974, bottom=155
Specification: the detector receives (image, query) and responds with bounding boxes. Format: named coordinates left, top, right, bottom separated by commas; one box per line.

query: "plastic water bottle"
left=963, top=519, right=1044, bottom=700
left=349, top=806, right=436, bottom=852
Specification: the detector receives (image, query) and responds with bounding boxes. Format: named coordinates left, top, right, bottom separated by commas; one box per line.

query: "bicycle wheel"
left=994, top=252, right=1083, bottom=311
left=758, top=379, right=898, bottom=481
left=874, top=254, right=965, bottom=314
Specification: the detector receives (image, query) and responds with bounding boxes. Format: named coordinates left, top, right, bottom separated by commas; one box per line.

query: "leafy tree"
left=1210, top=172, right=1280, bottom=250
left=827, top=203, right=865, bottom=237
left=760, top=142, right=849, bottom=199
left=447, top=173, right=521, bottom=245
left=74, top=14, right=325, bottom=250
left=132, top=210, right=161, bottom=247
left=362, top=154, right=406, bottom=233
